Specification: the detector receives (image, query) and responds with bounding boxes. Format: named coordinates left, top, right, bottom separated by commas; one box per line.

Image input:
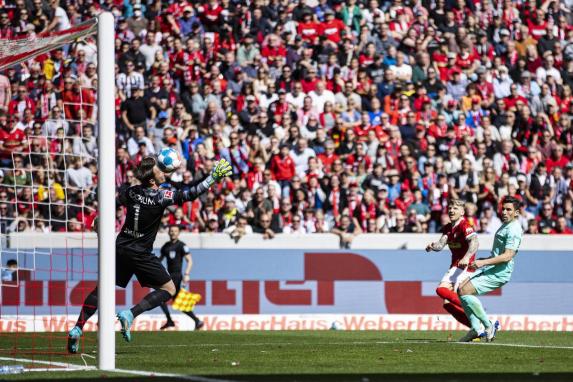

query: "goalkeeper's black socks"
left=75, top=288, right=98, bottom=330
left=159, top=302, right=173, bottom=322
left=184, top=310, right=200, bottom=325
left=130, top=289, right=172, bottom=318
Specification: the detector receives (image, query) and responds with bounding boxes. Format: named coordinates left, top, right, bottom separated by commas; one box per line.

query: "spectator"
left=219, top=132, right=249, bottom=178
left=117, top=59, right=145, bottom=99
left=127, top=126, right=155, bottom=158
left=253, top=212, right=279, bottom=240
left=1, top=259, right=17, bottom=282
left=65, top=156, right=93, bottom=189
left=538, top=202, right=557, bottom=233
left=283, top=215, right=305, bottom=234
left=551, top=216, right=573, bottom=234
left=224, top=214, right=253, bottom=242
left=290, top=138, right=316, bottom=178
left=332, top=214, right=362, bottom=249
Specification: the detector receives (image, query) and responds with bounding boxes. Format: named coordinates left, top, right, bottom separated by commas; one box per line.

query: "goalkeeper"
left=158, top=225, right=203, bottom=330
left=67, top=157, right=232, bottom=353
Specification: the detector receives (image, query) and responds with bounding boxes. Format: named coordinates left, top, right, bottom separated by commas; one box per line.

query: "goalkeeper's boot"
left=484, top=320, right=500, bottom=342
left=458, top=329, right=480, bottom=342
left=160, top=320, right=175, bottom=330
left=67, top=326, right=83, bottom=354
left=117, top=310, right=134, bottom=342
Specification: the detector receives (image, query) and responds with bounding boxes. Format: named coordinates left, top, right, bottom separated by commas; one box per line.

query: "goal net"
left=0, top=14, right=115, bottom=372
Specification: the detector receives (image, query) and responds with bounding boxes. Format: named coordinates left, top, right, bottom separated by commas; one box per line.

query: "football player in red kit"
left=425, top=199, right=478, bottom=328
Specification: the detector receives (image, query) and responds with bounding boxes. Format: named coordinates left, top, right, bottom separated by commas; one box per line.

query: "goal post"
left=96, top=12, right=116, bottom=371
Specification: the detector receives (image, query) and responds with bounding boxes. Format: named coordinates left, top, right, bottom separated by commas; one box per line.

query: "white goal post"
left=96, top=11, right=116, bottom=371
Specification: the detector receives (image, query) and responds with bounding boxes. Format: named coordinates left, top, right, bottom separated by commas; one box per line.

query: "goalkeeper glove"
left=211, top=159, right=233, bottom=182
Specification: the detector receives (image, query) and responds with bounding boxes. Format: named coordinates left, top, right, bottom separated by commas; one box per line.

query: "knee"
left=458, top=285, right=470, bottom=297
left=436, top=286, right=452, bottom=300
left=162, top=281, right=177, bottom=297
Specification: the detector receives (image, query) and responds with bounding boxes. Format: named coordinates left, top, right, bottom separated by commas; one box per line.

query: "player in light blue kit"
left=457, top=196, right=523, bottom=342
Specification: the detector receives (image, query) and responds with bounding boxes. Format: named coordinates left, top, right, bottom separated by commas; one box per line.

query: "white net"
left=0, top=19, right=97, bottom=72
left=0, top=18, right=100, bottom=370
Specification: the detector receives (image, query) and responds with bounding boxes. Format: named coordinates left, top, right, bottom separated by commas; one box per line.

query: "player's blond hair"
left=448, top=198, right=466, bottom=208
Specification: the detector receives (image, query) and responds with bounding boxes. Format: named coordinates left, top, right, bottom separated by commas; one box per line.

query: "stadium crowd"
left=1, top=0, right=573, bottom=245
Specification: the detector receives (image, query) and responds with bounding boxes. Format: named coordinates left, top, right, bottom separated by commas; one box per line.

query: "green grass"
left=1, top=331, right=573, bottom=381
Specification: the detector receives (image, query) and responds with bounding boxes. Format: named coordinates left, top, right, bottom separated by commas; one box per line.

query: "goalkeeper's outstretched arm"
left=164, top=159, right=233, bottom=205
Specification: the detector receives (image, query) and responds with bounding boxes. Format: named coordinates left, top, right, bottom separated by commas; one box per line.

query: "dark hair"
left=502, top=196, right=521, bottom=210
left=134, top=156, right=157, bottom=186
left=6, top=259, right=17, bottom=267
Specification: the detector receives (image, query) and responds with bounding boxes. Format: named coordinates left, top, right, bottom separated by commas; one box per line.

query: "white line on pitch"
left=0, top=355, right=237, bottom=382
left=453, top=342, right=573, bottom=350
left=0, top=356, right=90, bottom=370
left=24, top=367, right=94, bottom=373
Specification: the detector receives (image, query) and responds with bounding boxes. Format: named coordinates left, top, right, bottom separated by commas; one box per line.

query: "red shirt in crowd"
left=0, top=126, right=26, bottom=159
left=546, top=155, right=569, bottom=174
left=261, top=44, right=287, bottom=67
left=528, top=19, right=547, bottom=40
left=297, top=21, right=321, bottom=43
left=321, top=18, right=345, bottom=43
left=317, top=152, right=339, bottom=173
left=199, top=2, right=223, bottom=30
left=270, top=154, right=295, bottom=181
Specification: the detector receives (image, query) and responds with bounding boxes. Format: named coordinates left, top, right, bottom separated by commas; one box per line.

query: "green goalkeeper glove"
left=211, top=159, right=233, bottom=182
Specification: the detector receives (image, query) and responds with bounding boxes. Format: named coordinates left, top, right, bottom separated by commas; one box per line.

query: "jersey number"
left=134, top=204, right=141, bottom=232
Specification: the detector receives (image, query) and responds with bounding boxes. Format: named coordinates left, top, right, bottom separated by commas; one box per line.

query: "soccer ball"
left=157, top=148, right=182, bottom=173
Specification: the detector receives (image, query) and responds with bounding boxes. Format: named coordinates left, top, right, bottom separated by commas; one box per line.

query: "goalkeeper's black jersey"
left=116, top=175, right=212, bottom=254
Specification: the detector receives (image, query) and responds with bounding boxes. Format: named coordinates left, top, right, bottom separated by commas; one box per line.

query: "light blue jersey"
left=470, top=219, right=523, bottom=295
left=485, top=219, right=523, bottom=282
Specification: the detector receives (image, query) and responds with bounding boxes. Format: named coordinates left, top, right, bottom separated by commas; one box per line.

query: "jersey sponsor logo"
left=448, top=242, right=462, bottom=249
left=129, top=190, right=157, bottom=206
left=164, top=190, right=174, bottom=199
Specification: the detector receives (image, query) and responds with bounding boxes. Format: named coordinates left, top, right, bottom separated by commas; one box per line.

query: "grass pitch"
left=1, top=330, right=572, bottom=381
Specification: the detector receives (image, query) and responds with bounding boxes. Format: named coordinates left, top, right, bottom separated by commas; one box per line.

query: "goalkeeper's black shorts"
left=116, top=248, right=172, bottom=288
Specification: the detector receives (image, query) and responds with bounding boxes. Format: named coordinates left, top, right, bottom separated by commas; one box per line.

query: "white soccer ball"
left=157, top=148, right=182, bottom=173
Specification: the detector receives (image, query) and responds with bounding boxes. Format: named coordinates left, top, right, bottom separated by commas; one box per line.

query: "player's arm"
left=158, top=245, right=166, bottom=262
left=473, top=249, right=517, bottom=268
left=166, top=159, right=233, bottom=205
left=473, top=228, right=521, bottom=269
left=116, top=184, right=130, bottom=206
left=425, top=234, right=448, bottom=252
left=458, top=234, right=479, bottom=268
left=183, top=253, right=192, bottom=283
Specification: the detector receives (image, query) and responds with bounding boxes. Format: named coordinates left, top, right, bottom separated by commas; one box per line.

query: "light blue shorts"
left=469, top=271, right=509, bottom=296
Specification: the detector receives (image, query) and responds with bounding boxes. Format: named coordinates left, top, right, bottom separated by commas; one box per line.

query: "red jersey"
left=270, top=154, right=295, bottom=181
left=297, top=22, right=321, bottom=42
left=321, top=19, right=345, bottom=43
left=441, top=218, right=476, bottom=269
left=0, top=128, right=26, bottom=159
